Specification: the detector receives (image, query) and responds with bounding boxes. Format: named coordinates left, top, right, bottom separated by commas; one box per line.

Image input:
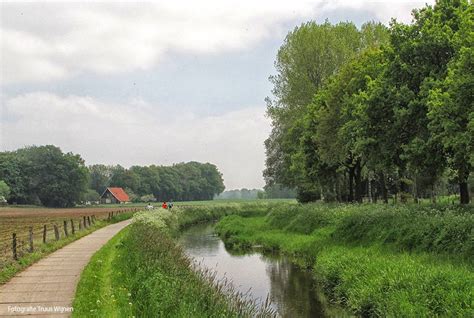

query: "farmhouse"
left=100, top=187, right=130, bottom=204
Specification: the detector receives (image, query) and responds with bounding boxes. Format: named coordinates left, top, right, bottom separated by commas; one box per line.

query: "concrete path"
left=0, top=219, right=132, bottom=317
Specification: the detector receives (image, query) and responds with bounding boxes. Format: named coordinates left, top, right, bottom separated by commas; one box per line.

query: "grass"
left=215, top=203, right=474, bottom=317
left=72, top=227, right=134, bottom=317
left=0, top=212, right=136, bottom=285
left=74, top=209, right=276, bottom=317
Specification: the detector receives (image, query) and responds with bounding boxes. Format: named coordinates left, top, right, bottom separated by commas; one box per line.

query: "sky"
left=0, top=0, right=434, bottom=190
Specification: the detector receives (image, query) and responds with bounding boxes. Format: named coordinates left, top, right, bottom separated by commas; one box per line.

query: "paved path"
left=0, top=219, right=132, bottom=317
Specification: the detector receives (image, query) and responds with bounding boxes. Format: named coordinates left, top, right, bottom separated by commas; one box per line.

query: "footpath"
left=0, top=219, right=132, bottom=317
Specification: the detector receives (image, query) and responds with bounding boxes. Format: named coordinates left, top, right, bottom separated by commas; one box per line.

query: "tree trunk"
left=368, top=174, right=373, bottom=203
left=354, top=160, right=362, bottom=203
left=379, top=172, right=388, bottom=203
left=413, top=175, right=419, bottom=204
left=348, top=167, right=354, bottom=202
left=460, top=181, right=470, bottom=204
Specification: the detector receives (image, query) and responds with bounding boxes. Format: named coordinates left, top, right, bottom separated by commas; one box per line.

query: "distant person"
left=168, top=200, right=174, bottom=210
left=162, top=201, right=168, bottom=209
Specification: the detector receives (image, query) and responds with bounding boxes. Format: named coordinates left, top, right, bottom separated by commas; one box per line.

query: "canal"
left=179, top=223, right=332, bottom=317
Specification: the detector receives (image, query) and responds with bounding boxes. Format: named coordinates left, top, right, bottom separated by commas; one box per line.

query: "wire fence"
left=0, top=208, right=140, bottom=269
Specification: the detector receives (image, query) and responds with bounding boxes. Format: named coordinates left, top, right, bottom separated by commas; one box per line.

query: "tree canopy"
left=0, top=146, right=225, bottom=206
left=0, top=145, right=89, bottom=207
left=264, top=0, right=473, bottom=204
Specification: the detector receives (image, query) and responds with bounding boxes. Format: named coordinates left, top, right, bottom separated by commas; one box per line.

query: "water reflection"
left=179, top=223, right=327, bottom=317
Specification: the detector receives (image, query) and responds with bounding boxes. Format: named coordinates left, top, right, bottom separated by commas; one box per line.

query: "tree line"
left=0, top=145, right=225, bottom=207
left=264, top=0, right=473, bottom=204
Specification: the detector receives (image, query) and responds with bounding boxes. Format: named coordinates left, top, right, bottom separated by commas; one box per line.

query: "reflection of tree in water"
left=263, top=255, right=325, bottom=318
left=179, top=223, right=220, bottom=253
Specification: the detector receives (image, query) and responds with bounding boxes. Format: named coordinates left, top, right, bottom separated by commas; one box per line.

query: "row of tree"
left=264, top=0, right=473, bottom=204
left=215, top=188, right=263, bottom=200
left=0, top=145, right=225, bottom=207
left=214, top=184, right=297, bottom=200
left=88, top=161, right=225, bottom=202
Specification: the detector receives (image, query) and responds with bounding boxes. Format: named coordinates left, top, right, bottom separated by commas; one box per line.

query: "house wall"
left=100, top=191, right=119, bottom=204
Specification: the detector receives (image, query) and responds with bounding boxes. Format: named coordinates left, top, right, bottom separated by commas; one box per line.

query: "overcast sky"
left=0, top=0, right=433, bottom=189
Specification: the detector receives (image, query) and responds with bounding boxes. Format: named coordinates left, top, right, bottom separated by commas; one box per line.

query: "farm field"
left=0, top=206, right=139, bottom=270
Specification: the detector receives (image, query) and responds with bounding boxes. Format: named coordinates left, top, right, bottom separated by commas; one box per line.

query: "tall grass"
left=215, top=202, right=474, bottom=317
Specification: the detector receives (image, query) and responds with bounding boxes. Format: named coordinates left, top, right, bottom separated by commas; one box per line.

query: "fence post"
left=54, top=224, right=60, bottom=241
left=12, top=233, right=17, bottom=260
left=87, top=216, right=91, bottom=227
left=83, top=216, right=87, bottom=229
left=43, top=225, right=47, bottom=244
left=70, top=219, right=75, bottom=235
left=79, top=219, right=83, bottom=230
left=63, top=220, right=68, bottom=237
left=29, top=226, right=34, bottom=252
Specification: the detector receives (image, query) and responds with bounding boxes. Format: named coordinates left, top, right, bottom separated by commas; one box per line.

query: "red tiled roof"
left=107, top=187, right=130, bottom=202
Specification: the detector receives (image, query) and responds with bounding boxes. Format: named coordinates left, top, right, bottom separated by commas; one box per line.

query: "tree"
left=265, top=21, right=363, bottom=189
left=0, top=152, right=30, bottom=204
left=130, top=166, right=161, bottom=197
left=298, top=48, right=388, bottom=202
left=0, top=180, right=10, bottom=200
left=15, top=145, right=89, bottom=207
left=264, top=21, right=389, bottom=200
left=384, top=0, right=472, bottom=203
left=109, top=165, right=140, bottom=193
left=428, top=12, right=473, bottom=203
left=89, top=164, right=113, bottom=195
left=83, top=189, right=100, bottom=203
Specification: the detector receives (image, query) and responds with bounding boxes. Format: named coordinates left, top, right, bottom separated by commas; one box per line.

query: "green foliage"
left=106, top=162, right=225, bottom=202
left=216, top=188, right=262, bottom=200
left=265, top=1, right=473, bottom=204
left=139, top=194, right=155, bottom=202
left=88, top=164, right=112, bottom=195
left=0, top=145, right=88, bottom=207
left=82, top=189, right=100, bottom=202
left=264, top=20, right=389, bottom=193
left=0, top=180, right=10, bottom=199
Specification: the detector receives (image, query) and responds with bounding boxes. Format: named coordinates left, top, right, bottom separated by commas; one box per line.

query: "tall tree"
left=265, top=21, right=362, bottom=190
left=89, top=164, right=113, bottom=195
left=427, top=3, right=474, bottom=203
left=17, top=145, right=88, bottom=207
left=264, top=21, right=389, bottom=200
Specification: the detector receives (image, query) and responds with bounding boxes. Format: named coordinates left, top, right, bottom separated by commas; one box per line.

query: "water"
left=179, top=223, right=328, bottom=318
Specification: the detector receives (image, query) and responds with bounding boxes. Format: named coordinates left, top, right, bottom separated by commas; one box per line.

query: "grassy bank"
left=215, top=203, right=474, bottom=317
left=0, top=212, right=135, bottom=285
left=73, top=207, right=275, bottom=317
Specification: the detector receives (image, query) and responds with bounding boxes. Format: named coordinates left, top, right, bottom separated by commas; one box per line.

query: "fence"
left=0, top=208, right=140, bottom=268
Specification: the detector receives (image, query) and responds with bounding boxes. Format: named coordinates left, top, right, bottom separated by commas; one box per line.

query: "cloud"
left=1, top=92, right=271, bottom=189
left=1, top=1, right=433, bottom=84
